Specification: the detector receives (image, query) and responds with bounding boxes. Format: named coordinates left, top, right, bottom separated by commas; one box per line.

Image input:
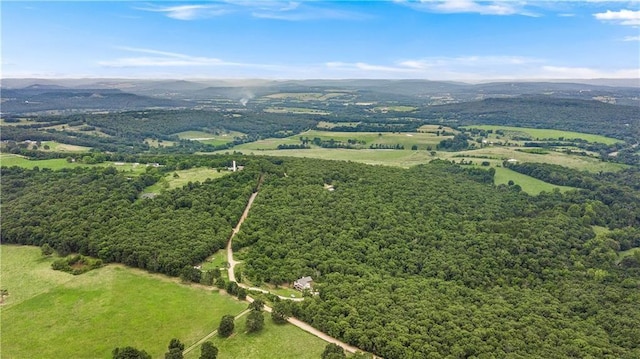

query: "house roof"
left=295, top=276, right=313, bottom=286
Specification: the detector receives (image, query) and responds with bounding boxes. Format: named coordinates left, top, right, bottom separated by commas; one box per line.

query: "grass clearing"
left=145, top=138, right=176, bottom=148
left=0, top=154, right=150, bottom=174
left=175, top=130, right=245, bottom=146
left=451, top=147, right=628, bottom=173
left=493, top=167, right=574, bottom=195
left=227, top=147, right=438, bottom=168
left=200, top=250, right=228, bottom=271
left=373, top=105, right=417, bottom=112
left=462, top=125, right=622, bottom=145
left=317, top=121, right=360, bottom=129
left=184, top=315, right=327, bottom=359
left=41, top=141, right=91, bottom=152
left=232, top=130, right=449, bottom=152
left=1, top=245, right=247, bottom=359
left=142, top=167, right=231, bottom=194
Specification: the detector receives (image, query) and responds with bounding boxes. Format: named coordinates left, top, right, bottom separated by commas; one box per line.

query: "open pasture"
left=40, top=141, right=91, bottom=152
left=1, top=245, right=247, bottom=359
left=0, top=154, right=150, bottom=174
left=462, top=125, right=622, bottom=145
left=453, top=146, right=628, bottom=172
left=184, top=314, right=327, bottom=359
left=493, top=167, right=574, bottom=195
left=233, top=130, right=451, bottom=151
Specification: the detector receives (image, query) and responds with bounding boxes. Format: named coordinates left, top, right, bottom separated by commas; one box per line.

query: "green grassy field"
left=200, top=250, right=228, bottom=271
left=462, top=125, right=622, bottom=145
left=184, top=314, right=327, bottom=359
left=142, top=167, right=231, bottom=194
left=1, top=245, right=247, bottom=359
left=175, top=130, right=245, bottom=146
left=373, top=105, right=417, bottom=112
left=317, top=121, right=360, bottom=129
left=0, top=154, right=150, bottom=174
left=1, top=154, right=88, bottom=170
left=232, top=130, right=449, bottom=152
left=37, top=141, right=92, bottom=152
left=493, top=167, right=574, bottom=195
left=453, top=147, right=627, bottom=173
left=145, top=138, right=176, bottom=148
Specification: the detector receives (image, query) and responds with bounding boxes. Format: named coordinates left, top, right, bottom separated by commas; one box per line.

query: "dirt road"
left=227, top=191, right=258, bottom=283
left=224, top=188, right=376, bottom=357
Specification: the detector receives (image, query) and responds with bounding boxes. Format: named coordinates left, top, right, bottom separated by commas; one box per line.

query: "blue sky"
left=2, top=1, right=639, bottom=80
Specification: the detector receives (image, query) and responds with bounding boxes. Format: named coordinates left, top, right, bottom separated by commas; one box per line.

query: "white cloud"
left=540, top=65, right=640, bottom=78
left=98, top=47, right=280, bottom=70
left=399, top=0, right=537, bottom=16
left=623, top=35, right=640, bottom=40
left=136, top=4, right=231, bottom=20
left=594, top=9, right=640, bottom=25
left=136, top=1, right=368, bottom=21
left=324, top=56, right=639, bottom=80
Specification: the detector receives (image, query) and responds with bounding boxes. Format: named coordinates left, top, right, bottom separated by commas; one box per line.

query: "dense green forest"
left=1, top=159, right=259, bottom=276
left=231, top=158, right=640, bottom=358
left=2, top=154, right=640, bottom=358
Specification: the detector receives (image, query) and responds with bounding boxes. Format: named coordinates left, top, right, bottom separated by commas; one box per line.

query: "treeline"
left=231, top=158, right=640, bottom=358
left=505, top=162, right=640, bottom=228
left=0, top=161, right=261, bottom=276
left=422, top=97, right=640, bottom=143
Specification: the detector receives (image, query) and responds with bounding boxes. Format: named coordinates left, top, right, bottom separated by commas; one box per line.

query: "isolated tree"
left=165, top=348, right=182, bottom=359
left=165, top=338, right=184, bottom=359
left=271, top=301, right=290, bottom=324
left=41, top=243, right=54, bottom=256
left=199, top=342, right=218, bottom=359
left=112, top=346, right=151, bottom=359
left=168, top=338, right=185, bottom=351
left=321, top=343, right=346, bottom=359
left=248, top=299, right=265, bottom=312
left=237, top=287, right=247, bottom=300
left=218, top=315, right=235, bottom=337
left=226, top=281, right=238, bottom=296
left=215, top=278, right=226, bottom=289
left=246, top=310, right=264, bottom=333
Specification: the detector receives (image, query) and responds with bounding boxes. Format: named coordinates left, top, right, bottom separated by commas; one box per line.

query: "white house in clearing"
left=293, top=276, right=313, bottom=291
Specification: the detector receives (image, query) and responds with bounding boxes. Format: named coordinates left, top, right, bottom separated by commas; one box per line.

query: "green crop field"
left=462, top=125, right=622, bottom=145
left=1, top=245, right=247, bottom=359
left=142, top=167, right=231, bottom=194
left=184, top=315, right=327, bottom=359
